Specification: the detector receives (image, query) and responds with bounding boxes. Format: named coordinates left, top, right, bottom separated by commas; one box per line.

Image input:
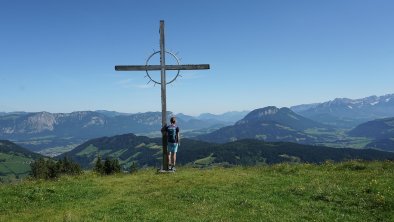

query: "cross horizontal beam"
left=115, top=64, right=210, bottom=71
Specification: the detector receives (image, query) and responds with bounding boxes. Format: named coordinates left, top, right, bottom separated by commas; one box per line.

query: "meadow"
left=0, top=160, right=393, bottom=221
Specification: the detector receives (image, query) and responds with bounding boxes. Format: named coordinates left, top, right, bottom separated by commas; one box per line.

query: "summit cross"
left=115, top=20, right=210, bottom=171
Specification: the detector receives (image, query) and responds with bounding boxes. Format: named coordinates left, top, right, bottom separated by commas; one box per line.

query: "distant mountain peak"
left=291, top=93, right=394, bottom=128
left=244, top=106, right=280, bottom=119
left=251, top=106, right=280, bottom=116
left=323, top=94, right=394, bottom=107
left=230, top=106, right=326, bottom=132
left=196, top=106, right=329, bottom=144
left=238, top=106, right=294, bottom=124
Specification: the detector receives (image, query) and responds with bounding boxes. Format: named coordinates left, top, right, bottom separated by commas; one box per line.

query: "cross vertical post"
left=159, top=20, right=169, bottom=171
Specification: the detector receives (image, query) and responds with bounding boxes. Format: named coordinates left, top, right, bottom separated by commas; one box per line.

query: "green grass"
left=319, top=137, right=373, bottom=149
left=193, top=153, right=215, bottom=166
left=1, top=161, right=393, bottom=221
left=76, top=144, right=98, bottom=156
left=303, top=128, right=374, bottom=149
left=0, top=153, right=32, bottom=182
left=110, top=149, right=128, bottom=157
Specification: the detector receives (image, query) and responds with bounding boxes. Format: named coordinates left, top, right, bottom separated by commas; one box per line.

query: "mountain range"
left=2, top=93, right=394, bottom=155
left=0, top=111, right=215, bottom=140
left=0, top=110, right=245, bottom=152
left=0, top=110, right=247, bottom=140
left=194, top=104, right=394, bottom=152
left=291, top=94, right=394, bottom=128
left=3, top=93, right=394, bottom=179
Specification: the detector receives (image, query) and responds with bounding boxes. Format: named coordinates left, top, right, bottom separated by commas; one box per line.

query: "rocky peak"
left=236, top=106, right=282, bottom=125
left=24, top=112, right=57, bottom=132
left=247, top=106, right=279, bottom=117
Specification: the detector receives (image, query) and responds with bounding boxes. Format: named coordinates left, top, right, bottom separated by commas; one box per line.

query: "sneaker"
left=172, top=166, right=176, bottom=171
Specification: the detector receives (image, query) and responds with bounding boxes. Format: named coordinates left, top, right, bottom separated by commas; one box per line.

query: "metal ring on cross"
left=145, top=51, right=181, bottom=85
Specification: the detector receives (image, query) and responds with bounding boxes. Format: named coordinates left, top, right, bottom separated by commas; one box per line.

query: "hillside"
left=348, top=117, right=394, bottom=152
left=58, top=133, right=162, bottom=169
left=365, top=139, right=394, bottom=152
left=348, top=117, right=394, bottom=139
left=195, top=139, right=394, bottom=165
left=291, top=94, right=394, bottom=128
left=0, top=161, right=393, bottom=221
left=0, top=140, right=44, bottom=182
left=58, top=133, right=216, bottom=169
left=59, top=133, right=394, bottom=170
left=195, top=106, right=333, bottom=144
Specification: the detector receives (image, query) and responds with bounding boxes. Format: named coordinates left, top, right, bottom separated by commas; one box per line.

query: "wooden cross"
left=115, top=20, right=210, bottom=171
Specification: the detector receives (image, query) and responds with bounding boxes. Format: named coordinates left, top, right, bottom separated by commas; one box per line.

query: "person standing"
left=162, top=117, right=180, bottom=171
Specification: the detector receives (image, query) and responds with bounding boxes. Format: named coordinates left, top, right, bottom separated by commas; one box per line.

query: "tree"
left=104, top=157, right=112, bottom=175
left=95, top=156, right=121, bottom=175
left=63, top=156, right=81, bottom=175
left=111, top=159, right=121, bottom=173
left=30, top=157, right=82, bottom=180
left=46, top=159, right=59, bottom=178
left=30, top=158, right=49, bottom=179
left=95, top=155, right=104, bottom=174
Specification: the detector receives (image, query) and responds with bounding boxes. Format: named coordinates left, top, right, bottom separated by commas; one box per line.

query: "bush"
left=30, top=158, right=49, bottom=179
left=130, top=162, right=138, bottom=174
left=337, top=160, right=367, bottom=171
left=57, top=156, right=82, bottom=175
left=94, top=156, right=121, bottom=175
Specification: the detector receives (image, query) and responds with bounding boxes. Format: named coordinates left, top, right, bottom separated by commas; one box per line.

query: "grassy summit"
left=1, top=161, right=393, bottom=221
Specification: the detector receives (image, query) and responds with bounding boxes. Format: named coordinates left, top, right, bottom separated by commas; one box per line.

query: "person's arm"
left=176, top=127, right=180, bottom=145
left=161, top=124, right=167, bottom=135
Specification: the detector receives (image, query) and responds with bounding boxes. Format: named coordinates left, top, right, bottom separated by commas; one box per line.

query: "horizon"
left=1, top=92, right=393, bottom=116
left=1, top=1, right=394, bottom=115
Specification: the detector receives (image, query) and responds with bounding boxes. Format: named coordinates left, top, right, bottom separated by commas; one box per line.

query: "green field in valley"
left=0, top=153, right=32, bottom=182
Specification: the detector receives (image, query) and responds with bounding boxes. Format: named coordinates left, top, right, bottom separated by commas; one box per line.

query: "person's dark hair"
left=170, top=117, right=176, bottom=124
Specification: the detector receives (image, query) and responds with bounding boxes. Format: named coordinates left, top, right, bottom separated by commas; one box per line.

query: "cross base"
left=156, top=168, right=176, bottom=174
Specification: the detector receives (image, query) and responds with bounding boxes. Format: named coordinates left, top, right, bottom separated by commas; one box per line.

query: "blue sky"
left=1, top=0, right=393, bottom=115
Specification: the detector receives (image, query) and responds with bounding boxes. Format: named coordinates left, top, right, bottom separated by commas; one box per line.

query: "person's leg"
left=167, top=153, right=171, bottom=169
left=171, top=143, right=178, bottom=168
left=172, top=153, right=176, bottom=166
